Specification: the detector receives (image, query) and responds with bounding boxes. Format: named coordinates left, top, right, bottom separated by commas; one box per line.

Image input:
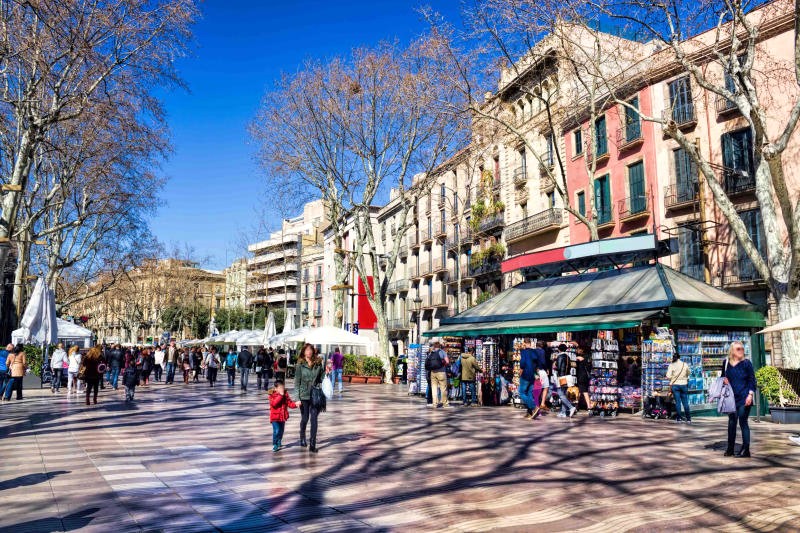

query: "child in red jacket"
left=269, top=380, right=298, bottom=452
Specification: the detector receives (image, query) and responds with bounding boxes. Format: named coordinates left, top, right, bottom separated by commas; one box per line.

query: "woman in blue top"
left=723, top=341, right=756, bottom=458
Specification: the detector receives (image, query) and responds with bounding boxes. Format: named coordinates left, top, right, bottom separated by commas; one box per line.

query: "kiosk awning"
left=424, top=310, right=659, bottom=337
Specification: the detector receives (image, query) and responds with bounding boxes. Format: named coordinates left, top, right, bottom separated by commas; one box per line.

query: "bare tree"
left=252, top=39, right=467, bottom=378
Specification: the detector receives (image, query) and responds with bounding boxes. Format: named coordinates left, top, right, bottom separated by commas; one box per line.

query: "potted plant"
left=362, top=356, right=384, bottom=384
left=755, top=366, right=800, bottom=424
left=342, top=354, right=358, bottom=383
left=389, top=356, right=400, bottom=384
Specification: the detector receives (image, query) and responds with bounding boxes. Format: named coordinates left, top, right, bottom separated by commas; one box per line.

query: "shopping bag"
left=321, top=376, right=333, bottom=400
left=717, top=383, right=737, bottom=414
left=708, top=376, right=725, bottom=401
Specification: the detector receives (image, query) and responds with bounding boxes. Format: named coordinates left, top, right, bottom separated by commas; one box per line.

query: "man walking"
left=107, top=344, right=124, bottom=390
left=459, top=348, right=482, bottom=407
left=425, top=340, right=449, bottom=408
left=165, top=340, right=179, bottom=384
left=553, top=343, right=576, bottom=418
left=238, top=346, right=253, bottom=391
left=330, top=347, right=344, bottom=394
left=153, top=344, right=165, bottom=382
left=225, top=348, right=237, bottom=387
left=519, top=340, right=540, bottom=419
left=50, top=344, right=68, bottom=393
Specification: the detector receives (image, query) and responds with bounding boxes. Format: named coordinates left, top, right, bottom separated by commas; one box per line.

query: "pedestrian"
left=723, top=341, right=756, bottom=458
left=225, top=348, right=237, bottom=387
left=67, top=346, right=82, bottom=395
left=266, top=347, right=275, bottom=384
left=330, top=347, right=344, bottom=394
left=553, top=344, right=576, bottom=418
left=425, top=340, right=449, bottom=408
left=122, top=352, right=139, bottom=402
left=2, top=344, right=26, bottom=401
left=518, top=340, right=540, bottom=419
left=0, top=344, right=9, bottom=395
left=140, top=348, right=153, bottom=386
left=459, top=348, right=482, bottom=407
left=153, top=344, right=165, bottom=382
left=666, top=353, right=692, bottom=424
left=295, top=343, right=324, bottom=453
left=269, top=380, right=298, bottom=452
left=192, top=348, right=203, bottom=383
left=238, top=346, right=253, bottom=391
left=575, top=347, right=592, bottom=411
left=255, top=348, right=269, bottom=390
left=165, top=340, right=179, bottom=384
left=204, top=347, right=220, bottom=387
left=106, top=344, right=123, bottom=390
left=181, top=349, right=191, bottom=384
left=275, top=349, right=287, bottom=383
left=80, top=346, right=105, bottom=406
left=49, top=343, right=68, bottom=393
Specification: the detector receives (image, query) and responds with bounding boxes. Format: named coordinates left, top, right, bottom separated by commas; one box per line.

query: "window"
left=465, top=186, right=471, bottom=208
left=574, top=129, right=583, bottom=155
left=737, top=209, right=766, bottom=281
left=594, top=116, right=608, bottom=157
left=668, top=76, right=694, bottom=124
left=315, top=282, right=321, bottom=298
left=628, top=161, right=646, bottom=214
left=678, top=226, right=703, bottom=280
left=577, top=191, right=586, bottom=216
left=594, top=174, right=612, bottom=225
left=493, top=156, right=501, bottom=184
left=316, top=265, right=321, bottom=279
left=453, top=192, right=458, bottom=214
left=440, top=183, right=446, bottom=200
left=440, top=210, right=446, bottom=233
left=545, top=134, right=555, bottom=166
left=428, top=217, right=432, bottom=237
left=624, top=97, right=641, bottom=142
left=519, top=148, right=527, bottom=174
left=547, top=191, right=556, bottom=208
left=721, top=129, right=754, bottom=194
left=674, top=148, right=698, bottom=203
left=303, top=268, right=309, bottom=281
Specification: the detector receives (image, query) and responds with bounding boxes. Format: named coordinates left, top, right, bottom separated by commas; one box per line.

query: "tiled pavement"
left=1, top=379, right=800, bottom=533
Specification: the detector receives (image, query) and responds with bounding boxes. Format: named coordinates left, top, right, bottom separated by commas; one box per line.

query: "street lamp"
left=413, top=296, right=423, bottom=345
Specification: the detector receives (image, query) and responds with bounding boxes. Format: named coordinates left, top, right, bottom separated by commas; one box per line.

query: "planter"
left=343, top=375, right=354, bottom=383
left=391, top=376, right=401, bottom=384
left=769, top=406, right=800, bottom=424
left=365, top=376, right=382, bottom=384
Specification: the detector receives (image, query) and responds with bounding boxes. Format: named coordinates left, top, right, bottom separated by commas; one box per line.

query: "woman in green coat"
left=295, top=343, right=324, bottom=452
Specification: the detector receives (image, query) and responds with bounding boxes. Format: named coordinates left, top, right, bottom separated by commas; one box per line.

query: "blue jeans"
left=461, top=380, right=477, bottom=405
left=3, top=376, right=21, bottom=400
left=240, top=368, right=250, bottom=389
left=331, top=369, right=343, bottom=392
left=519, top=378, right=537, bottom=412
left=272, top=421, right=285, bottom=445
left=110, top=366, right=121, bottom=389
left=671, top=384, right=691, bottom=421
left=165, top=362, right=176, bottom=383
left=227, top=369, right=236, bottom=386
left=728, top=404, right=752, bottom=450
left=556, top=386, right=574, bottom=414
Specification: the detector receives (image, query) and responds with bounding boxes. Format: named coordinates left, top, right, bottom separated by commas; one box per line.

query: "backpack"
left=425, top=351, right=443, bottom=372
left=226, top=353, right=237, bottom=368
left=448, top=357, right=461, bottom=377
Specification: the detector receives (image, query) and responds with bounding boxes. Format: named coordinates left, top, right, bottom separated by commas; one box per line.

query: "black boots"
left=736, top=446, right=751, bottom=458
left=300, top=436, right=307, bottom=447
left=309, top=442, right=318, bottom=453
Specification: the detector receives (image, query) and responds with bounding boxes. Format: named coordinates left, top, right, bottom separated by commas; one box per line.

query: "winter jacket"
left=666, top=360, right=690, bottom=386
left=237, top=349, right=253, bottom=369
left=554, top=352, right=570, bottom=384
left=225, top=353, right=237, bottom=370
left=519, top=348, right=539, bottom=382
left=294, top=356, right=323, bottom=401
left=80, top=354, right=104, bottom=380
left=0, top=350, right=7, bottom=373
left=107, top=348, right=124, bottom=369
left=269, top=390, right=298, bottom=422
left=50, top=349, right=68, bottom=371
left=68, top=352, right=81, bottom=373
left=459, top=353, right=482, bottom=381
left=122, top=363, right=139, bottom=389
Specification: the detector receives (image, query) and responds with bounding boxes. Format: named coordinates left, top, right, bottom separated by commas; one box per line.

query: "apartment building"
left=223, top=258, right=248, bottom=310
left=299, top=230, right=324, bottom=327
left=246, top=200, right=326, bottom=315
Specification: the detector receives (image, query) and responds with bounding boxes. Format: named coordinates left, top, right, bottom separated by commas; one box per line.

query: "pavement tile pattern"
left=1, top=378, right=799, bottom=532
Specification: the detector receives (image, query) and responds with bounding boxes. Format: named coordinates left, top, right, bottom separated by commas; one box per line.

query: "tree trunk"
left=775, top=293, right=800, bottom=369
left=372, top=302, right=392, bottom=382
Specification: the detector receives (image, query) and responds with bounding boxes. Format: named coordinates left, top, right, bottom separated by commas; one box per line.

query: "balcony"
left=477, top=213, right=505, bottom=234
left=679, top=264, right=705, bottom=282
left=394, top=279, right=409, bottom=292
left=388, top=318, right=410, bottom=331
left=432, top=257, right=447, bottom=273
left=616, top=126, right=644, bottom=152
left=398, top=246, right=408, bottom=259
left=446, top=228, right=473, bottom=251
left=715, top=95, right=739, bottom=117
left=431, top=292, right=449, bottom=308
left=408, top=231, right=420, bottom=248
left=540, top=174, right=556, bottom=193
left=662, top=105, right=697, bottom=133
left=585, top=141, right=610, bottom=166
left=469, top=259, right=502, bottom=278
left=718, top=260, right=764, bottom=288
left=504, top=208, right=563, bottom=243
left=314, top=309, right=322, bottom=318
left=515, top=188, right=529, bottom=204
left=420, top=261, right=433, bottom=277
left=438, top=195, right=446, bottom=209
left=410, top=264, right=421, bottom=279
left=513, top=167, right=528, bottom=186
left=617, top=195, right=650, bottom=223
left=425, top=198, right=432, bottom=214
left=664, top=183, right=699, bottom=211
left=595, top=208, right=614, bottom=229
left=719, top=167, right=756, bottom=197
left=434, top=225, right=447, bottom=239
left=421, top=228, right=433, bottom=244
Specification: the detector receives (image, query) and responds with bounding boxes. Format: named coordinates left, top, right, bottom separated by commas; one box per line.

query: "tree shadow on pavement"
left=0, top=470, right=69, bottom=491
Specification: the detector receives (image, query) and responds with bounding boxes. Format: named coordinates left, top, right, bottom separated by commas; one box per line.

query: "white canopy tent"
left=277, top=325, right=375, bottom=355
left=12, top=317, right=92, bottom=348
left=758, top=315, right=800, bottom=334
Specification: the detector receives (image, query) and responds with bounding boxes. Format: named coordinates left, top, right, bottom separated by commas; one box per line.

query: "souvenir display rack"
left=675, top=329, right=751, bottom=409
left=589, top=335, right=619, bottom=417
left=407, top=344, right=430, bottom=396
left=642, top=338, right=674, bottom=401
left=443, top=336, right=462, bottom=362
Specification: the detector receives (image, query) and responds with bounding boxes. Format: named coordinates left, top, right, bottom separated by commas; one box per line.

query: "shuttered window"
left=628, top=161, right=646, bottom=214
left=594, top=174, right=611, bottom=224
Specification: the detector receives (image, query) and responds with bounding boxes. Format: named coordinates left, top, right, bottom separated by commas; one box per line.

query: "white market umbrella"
left=208, top=316, right=219, bottom=337
left=262, top=312, right=276, bottom=346
left=282, top=309, right=296, bottom=334
left=758, top=315, right=800, bottom=334
left=280, top=325, right=374, bottom=355
left=19, top=278, right=58, bottom=346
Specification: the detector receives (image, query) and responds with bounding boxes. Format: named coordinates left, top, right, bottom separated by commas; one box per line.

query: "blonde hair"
left=68, top=345, right=79, bottom=355
left=728, top=341, right=745, bottom=363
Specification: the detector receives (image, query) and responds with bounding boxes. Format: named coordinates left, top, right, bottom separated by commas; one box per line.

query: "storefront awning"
left=424, top=310, right=659, bottom=337
left=669, top=306, right=765, bottom=328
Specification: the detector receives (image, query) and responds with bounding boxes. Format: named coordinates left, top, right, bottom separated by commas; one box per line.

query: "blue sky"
left=152, top=0, right=461, bottom=269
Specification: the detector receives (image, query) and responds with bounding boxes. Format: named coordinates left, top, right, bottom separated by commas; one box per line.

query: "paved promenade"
left=1, top=379, right=799, bottom=532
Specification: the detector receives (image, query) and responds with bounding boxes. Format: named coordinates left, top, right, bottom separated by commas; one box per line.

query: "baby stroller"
left=643, top=396, right=672, bottom=420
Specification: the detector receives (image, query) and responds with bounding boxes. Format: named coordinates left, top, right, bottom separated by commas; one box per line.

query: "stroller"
left=643, top=395, right=673, bottom=419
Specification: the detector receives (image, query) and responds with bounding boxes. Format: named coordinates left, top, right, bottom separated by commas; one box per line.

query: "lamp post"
left=413, top=296, right=423, bottom=345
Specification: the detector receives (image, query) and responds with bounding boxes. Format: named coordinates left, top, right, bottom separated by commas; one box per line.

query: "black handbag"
left=311, top=384, right=327, bottom=412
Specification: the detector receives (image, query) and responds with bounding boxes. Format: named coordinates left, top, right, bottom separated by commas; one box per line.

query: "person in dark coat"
left=294, top=344, right=323, bottom=453
left=80, top=346, right=105, bottom=406
left=723, top=341, right=757, bottom=458
left=107, top=344, right=124, bottom=390
left=122, top=353, right=139, bottom=401
left=575, top=348, right=592, bottom=410
left=255, top=348, right=269, bottom=390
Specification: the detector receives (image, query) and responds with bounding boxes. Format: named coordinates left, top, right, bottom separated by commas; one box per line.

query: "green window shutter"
left=594, top=175, right=610, bottom=224
left=595, top=116, right=607, bottom=156
left=577, top=191, right=586, bottom=216
left=628, top=162, right=645, bottom=213
left=626, top=97, right=641, bottom=141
